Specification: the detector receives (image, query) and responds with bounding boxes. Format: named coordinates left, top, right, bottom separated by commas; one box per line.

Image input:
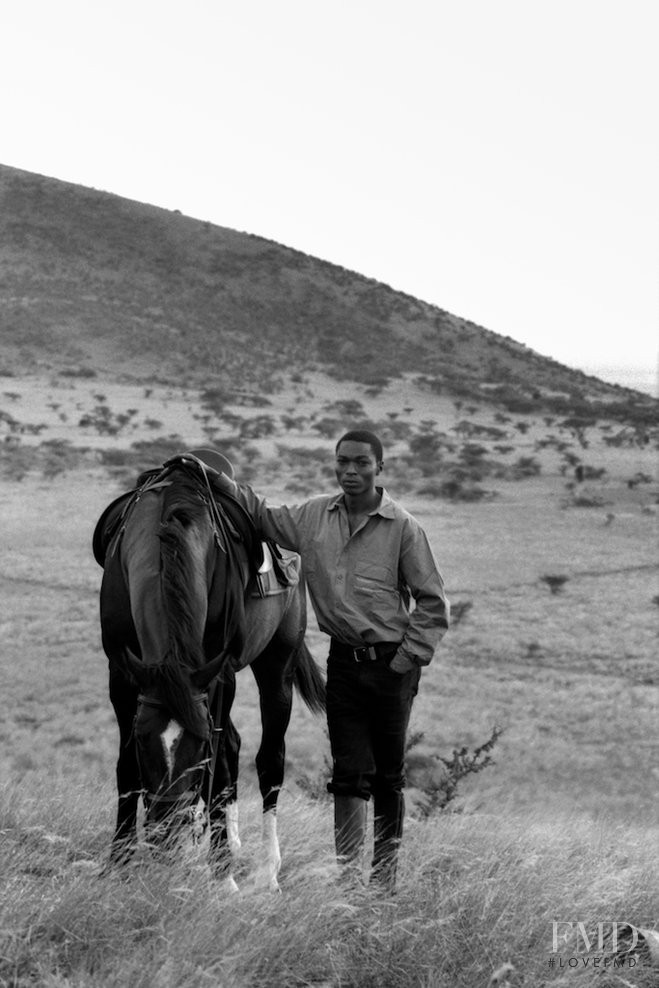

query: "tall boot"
left=333, top=795, right=367, bottom=887
left=371, top=791, right=404, bottom=893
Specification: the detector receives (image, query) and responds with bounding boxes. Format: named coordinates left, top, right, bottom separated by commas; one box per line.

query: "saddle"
left=92, top=453, right=298, bottom=595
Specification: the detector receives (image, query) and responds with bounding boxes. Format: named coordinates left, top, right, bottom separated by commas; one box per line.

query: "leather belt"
left=331, top=640, right=399, bottom=663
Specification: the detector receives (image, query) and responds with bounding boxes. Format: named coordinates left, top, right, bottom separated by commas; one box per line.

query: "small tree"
left=406, top=727, right=503, bottom=817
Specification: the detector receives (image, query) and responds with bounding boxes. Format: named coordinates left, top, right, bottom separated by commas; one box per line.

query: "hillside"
left=1, top=163, right=655, bottom=427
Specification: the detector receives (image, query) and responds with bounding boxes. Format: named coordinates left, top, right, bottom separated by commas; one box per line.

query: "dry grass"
left=1, top=778, right=658, bottom=987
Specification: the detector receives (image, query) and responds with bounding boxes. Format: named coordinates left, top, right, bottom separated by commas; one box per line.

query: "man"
left=233, top=429, right=449, bottom=891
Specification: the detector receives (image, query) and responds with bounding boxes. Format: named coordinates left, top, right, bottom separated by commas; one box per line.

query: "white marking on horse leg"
left=263, top=809, right=282, bottom=892
left=160, top=720, right=183, bottom=779
left=190, top=798, right=208, bottom=844
left=223, top=874, right=240, bottom=894
left=226, top=801, right=241, bottom=854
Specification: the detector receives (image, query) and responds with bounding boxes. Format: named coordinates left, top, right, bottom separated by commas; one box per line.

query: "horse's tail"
left=293, top=640, right=326, bottom=714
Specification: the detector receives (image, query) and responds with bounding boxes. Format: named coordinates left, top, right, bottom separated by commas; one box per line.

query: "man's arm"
left=231, top=482, right=304, bottom=552
left=391, top=521, right=450, bottom=672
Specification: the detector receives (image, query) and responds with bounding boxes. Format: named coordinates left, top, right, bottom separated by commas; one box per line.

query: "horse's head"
left=123, top=651, right=228, bottom=844
left=134, top=690, right=211, bottom=839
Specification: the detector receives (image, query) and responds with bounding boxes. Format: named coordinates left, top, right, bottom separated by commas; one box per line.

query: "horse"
left=93, top=450, right=326, bottom=890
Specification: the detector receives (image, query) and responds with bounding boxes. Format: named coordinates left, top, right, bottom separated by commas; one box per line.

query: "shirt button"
left=337, top=574, right=344, bottom=582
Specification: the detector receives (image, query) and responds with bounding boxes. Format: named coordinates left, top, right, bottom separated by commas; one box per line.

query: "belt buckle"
left=353, top=645, right=377, bottom=662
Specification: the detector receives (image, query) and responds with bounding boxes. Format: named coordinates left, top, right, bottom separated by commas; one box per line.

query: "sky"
left=2, top=1, right=657, bottom=395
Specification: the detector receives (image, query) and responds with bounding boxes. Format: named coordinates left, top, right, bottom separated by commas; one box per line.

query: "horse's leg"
left=208, top=673, right=242, bottom=891
left=108, top=662, right=140, bottom=863
left=223, top=716, right=241, bottom=855
left=250, top=639, right=296, bottom=892
left=101, top=553, right=143, bottom=866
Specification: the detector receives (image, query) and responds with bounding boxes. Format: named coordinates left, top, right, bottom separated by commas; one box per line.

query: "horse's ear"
left=191, top=650, right=231, bottom=689
left=120, top=649, right=152, bottom=688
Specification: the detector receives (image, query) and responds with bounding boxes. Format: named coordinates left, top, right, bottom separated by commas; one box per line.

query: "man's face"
left=335, top=440, right=382, bottom=497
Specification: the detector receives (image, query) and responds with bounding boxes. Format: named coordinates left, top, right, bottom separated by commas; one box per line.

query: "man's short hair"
left=335, top=430, right=384, bottom=463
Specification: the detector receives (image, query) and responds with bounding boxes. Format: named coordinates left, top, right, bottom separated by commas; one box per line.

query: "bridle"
left=135, top=689, right=223, bottom=814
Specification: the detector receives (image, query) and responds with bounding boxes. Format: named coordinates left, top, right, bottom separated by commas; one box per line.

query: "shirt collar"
left=327, top=487, right=396, bottom=518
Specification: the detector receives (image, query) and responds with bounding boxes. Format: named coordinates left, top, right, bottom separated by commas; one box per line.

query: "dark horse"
left=93, top=451, right=325, bottom=890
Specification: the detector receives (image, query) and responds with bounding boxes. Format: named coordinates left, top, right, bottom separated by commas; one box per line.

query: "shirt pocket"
left=353, top=562, right=395, bottom=593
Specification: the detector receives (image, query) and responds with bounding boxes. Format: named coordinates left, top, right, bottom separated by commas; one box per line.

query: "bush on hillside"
left=498, top=456, right=542, bottom=480
left=323, top=398, right=366, bottom=419
left=415, top=475, right=494, bottom=502
left=239, top=414, right=277, bottom=439
left=560, top=486, right=611, bottom=509
left=0, top=439, right=91, bottom=481
left=311, top=417, right=343, bottom=439
left=276, top=444, right=327, bottom=463
left=129, top=436, right=188, bottom=468
left=59, top=366, right=97, bottom=379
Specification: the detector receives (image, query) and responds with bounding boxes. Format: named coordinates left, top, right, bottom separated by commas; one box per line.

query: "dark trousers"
left=326, top=642, right=420, bottom=886
left=326, top=642, right=420, bottom=803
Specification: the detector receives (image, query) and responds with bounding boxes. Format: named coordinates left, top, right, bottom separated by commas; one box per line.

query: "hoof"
left=223, top=874, right=240, bottom=894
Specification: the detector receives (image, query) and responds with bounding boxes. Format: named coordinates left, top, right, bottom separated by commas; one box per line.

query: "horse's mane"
left=154, top=470, right=247, bottom=733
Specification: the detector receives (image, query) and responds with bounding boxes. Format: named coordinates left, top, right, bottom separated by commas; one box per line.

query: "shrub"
left=406, top=726, right=503, bottom=817
left=416, top=476, right=494, bottom=502
left=583, top=465, right=606, bottom=480
left=311, top=417, right=343, bottom=439
left=239, top=415, right=276, bottom=439
left=323, top=399, right=366, bottom=418
left=200, top=387, right=228, bottom=413
left=540, top=574, right=569, bottom=595
left=59, top=367, right=97, bottom=378
left=458, top=444, right=490, bottom=476
left=0, top=443, right=30, bottom=481
left=296, top=727, right=502, bottom=816
left=561, top=487, right=611, bottom=509
left=0, top=440, right=90, bottom=480
left=507, top=456, right=542, bottom=479
left=130, top=436, right=187, bottom=467
left=279, top=414, right=307, bottom=431
left=99, top=448, right=136, bottom=467
left=275, top=445, right=329, bottom=466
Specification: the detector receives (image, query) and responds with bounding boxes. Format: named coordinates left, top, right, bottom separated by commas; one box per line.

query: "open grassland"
left=1, top=462, right=657, bottom=814
left=1, top=780, right=658, bottom=987
left=1, top=371, right=657, bottom=986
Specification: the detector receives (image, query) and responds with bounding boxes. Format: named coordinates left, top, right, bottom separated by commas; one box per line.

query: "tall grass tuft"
left=2, top=776, right=658, bottom=986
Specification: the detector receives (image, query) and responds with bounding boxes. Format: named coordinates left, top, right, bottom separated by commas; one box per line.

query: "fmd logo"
left=552, top=921, right=641, bottom=954
left=548, top=921, right=659, bottom=973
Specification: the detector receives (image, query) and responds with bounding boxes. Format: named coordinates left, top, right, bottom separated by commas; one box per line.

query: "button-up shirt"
left=235, top=485, right=450, bottom=666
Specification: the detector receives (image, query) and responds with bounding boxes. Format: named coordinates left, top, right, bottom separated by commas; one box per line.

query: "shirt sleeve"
left=232, top=483, right=305, bottom=552
left=396, top=519, right=450, bottom=666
